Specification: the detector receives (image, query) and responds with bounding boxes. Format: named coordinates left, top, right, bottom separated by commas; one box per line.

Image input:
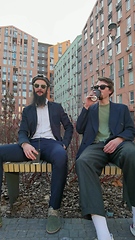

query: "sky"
left=0, top=0, right=96, bottom=45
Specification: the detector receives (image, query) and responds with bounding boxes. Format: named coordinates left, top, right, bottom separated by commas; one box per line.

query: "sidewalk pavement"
left=0, top=217, right=134, bottom=240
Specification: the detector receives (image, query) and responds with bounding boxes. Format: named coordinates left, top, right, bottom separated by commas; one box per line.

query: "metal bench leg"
left=5, top=172, right=19, bottom=207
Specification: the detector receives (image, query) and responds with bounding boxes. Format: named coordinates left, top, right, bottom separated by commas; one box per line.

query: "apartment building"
left=81, top=0, right=135, bottom=119
left=54, top=35, right=82, bottom=121
left=0, top=25, right=38, bottom=114
left=0, top=25, right=70, bottom=116
left=38, top=42, right=52, bottom=76
left=47, top=40, right=70, bottom=100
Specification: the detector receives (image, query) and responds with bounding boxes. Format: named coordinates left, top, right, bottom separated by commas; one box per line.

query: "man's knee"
left=54, top=150, right=67, bottom=168
left=75, top=156, right=85, bottom=170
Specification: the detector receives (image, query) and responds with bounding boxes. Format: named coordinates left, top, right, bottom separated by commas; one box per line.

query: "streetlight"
left=108, top=22, right=117, bottom=103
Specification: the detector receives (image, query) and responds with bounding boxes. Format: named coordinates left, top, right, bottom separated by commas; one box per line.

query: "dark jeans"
left=0, top=138, right=68, bottom=209
left=75, top=141, right=135, bottom=217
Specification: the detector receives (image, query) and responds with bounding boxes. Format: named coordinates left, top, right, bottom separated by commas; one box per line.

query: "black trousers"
left=75, top=141, right=135, bottom=217
left=0, top=138, right=68, bottom=209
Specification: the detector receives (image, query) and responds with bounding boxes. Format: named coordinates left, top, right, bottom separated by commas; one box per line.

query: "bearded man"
left=0, top=74, right=73, bottom=234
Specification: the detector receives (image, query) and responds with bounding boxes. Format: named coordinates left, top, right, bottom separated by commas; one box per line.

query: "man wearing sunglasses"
left=0, top=74, right=73, bottom=234
left=76, top=76, right=135, bottom=240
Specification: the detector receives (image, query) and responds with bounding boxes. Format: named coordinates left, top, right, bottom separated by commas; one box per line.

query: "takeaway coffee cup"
left=33, top=151, right=40, bottom=163
left=89, top=89, right=101, bottom=102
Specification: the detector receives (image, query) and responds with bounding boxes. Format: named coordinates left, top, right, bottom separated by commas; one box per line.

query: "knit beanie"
left=32, top=74, right=50, bottom=87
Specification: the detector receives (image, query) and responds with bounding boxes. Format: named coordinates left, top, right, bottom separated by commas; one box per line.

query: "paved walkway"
left=0, top=217, right=134, bottom=240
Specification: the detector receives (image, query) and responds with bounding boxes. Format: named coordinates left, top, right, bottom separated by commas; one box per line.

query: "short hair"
left=97, top=76, right=114, bottom=96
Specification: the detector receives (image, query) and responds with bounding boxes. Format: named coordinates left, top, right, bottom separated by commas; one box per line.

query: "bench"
left=3, top=161, right=52, bottom=206
left=3, top=161, right=122, bottom=207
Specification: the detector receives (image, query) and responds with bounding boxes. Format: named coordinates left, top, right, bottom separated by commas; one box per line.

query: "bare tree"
left=0, top=89, right=20, bottom=144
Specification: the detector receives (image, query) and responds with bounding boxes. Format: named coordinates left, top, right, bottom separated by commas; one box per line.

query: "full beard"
left=32, top=91, right=47, bottom=106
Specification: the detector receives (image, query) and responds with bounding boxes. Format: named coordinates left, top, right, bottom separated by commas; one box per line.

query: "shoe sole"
left=46, top=225, right=61, bottom=234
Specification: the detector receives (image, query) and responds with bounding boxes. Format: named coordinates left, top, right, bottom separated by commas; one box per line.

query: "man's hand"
left=21, top=143, right=39, bottom=160
left=63, top=144, right=66, bottom=150
left=83, top=92, right=98, bottom=110
left=103, top=137, right=124, bottom=154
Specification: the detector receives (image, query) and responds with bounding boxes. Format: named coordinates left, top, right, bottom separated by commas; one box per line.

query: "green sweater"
left=94, top=104, right=110, bottom=142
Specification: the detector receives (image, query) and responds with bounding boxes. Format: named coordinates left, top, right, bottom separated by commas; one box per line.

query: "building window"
left=127, top=34, right=132, bottom=47
left=84, top=67, right=87, bottom=76
left=91, top=36, right=94, bottom=46
left=101, top=54, right=105, bottom=64
left=90, top=63, right=93, bottom=72
left=89, top=50, right=93, bottom=59
left=127, top=16, right=131, bottom=28
left=100, top=13, right=104, bottom=22
left=119, top=75, right=124, bottom=88
left=116, top=42, right=121, bottom=54
left=116, top=26, right=120, bottom=38
left=3, top=59, right=7, bottom=64
left=84, top=25, right=87, bottom=41
left=58, top=44, right=62, bottom=54
left=101, top=68, right=105, bottom=76
left=108, top=49, right=112, bottom=60
left=108, top=35, right=111, bottom=45
left=91, top=75, right=94, bottom=85
left=126, top=0, right=131, bottom=11
left=22, top=99, right=26, bottom=105
left=96, top=18, right=99, bottom=27
left=128, top=52, right=132, bottom=64
left=117, top=8, right=122, bottom=20
left=101, top=40, right=104, bottom=50
left=118, top=94, right=122, bottom=103
left=110, top=63, right=113, bottom=75
left=90, top=13, right=93, bottom=21
left=96, top=31, right=99, bottom=40
left=100, top=0, right=104, bottom=7
left=119, top=58, right=124, bottom=70
left=96, top=3, right=98, bottom=14
left=90, top=25, right=93, bottom=34
left=108, top=2, right=112, bottom=13
left=129, top=91, right=134, bottom=104
left=101, top=26, right=104, bottom=36
left=129, top=71, right=134, bottom=85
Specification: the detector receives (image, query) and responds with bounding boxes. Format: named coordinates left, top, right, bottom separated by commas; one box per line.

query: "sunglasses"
left=92, top=85, right=110, bottom=90
left=33, top=83, right=47, bottom=89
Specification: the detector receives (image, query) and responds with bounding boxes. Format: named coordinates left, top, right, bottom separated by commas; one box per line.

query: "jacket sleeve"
left=59, top=104, right=73, bottom=148
left=116, top=105, right=135, bottom=141
left=76, top=107, right=89, bottom=134
left=18, top=107, right=31, bottom=146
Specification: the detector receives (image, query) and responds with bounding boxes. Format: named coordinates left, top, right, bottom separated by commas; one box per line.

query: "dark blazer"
left=18, top=101, right=73, bottom=148
left=76, top=101, right=135, bottom=158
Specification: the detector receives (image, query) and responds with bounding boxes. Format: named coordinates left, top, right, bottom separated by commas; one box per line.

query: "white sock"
left=132, top=206, right=135, bottom=227
left=92, top=215, right=111, bottom=240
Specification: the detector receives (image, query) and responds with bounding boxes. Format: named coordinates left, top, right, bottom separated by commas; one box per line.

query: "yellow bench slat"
left=3, top=162, right=52, bottom=173
left=24, top=162, right=31, bottom=172
left=3, top=162, right=10, bottom=172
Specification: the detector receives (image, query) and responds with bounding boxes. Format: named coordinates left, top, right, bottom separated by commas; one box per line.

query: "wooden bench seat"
left=3, top=161, right=121, bottom=175
left=3, top=161, right=122, bottom=207
left=3, top=161, right=52, bottom=173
